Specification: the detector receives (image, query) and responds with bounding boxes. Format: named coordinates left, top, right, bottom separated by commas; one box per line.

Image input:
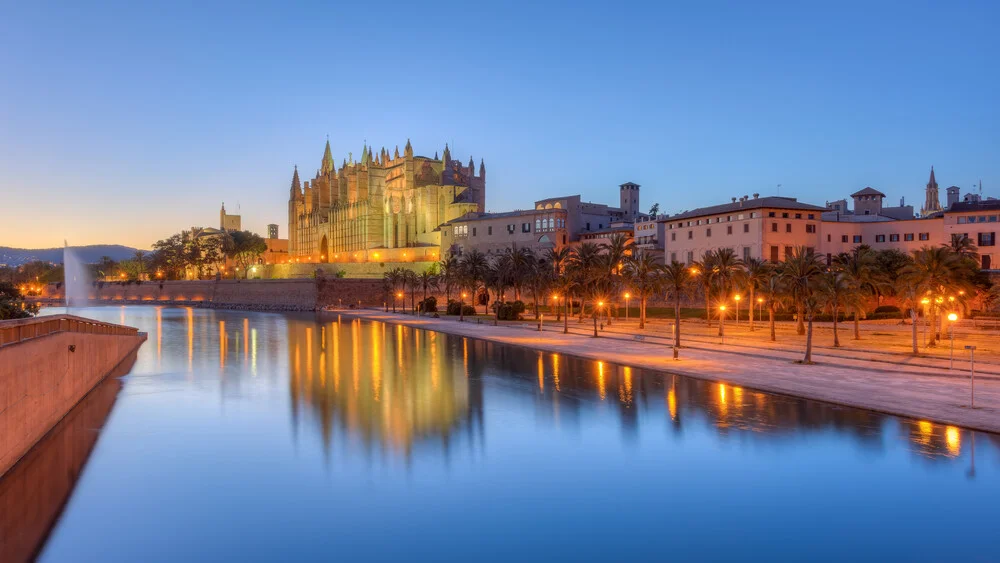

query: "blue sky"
left=1, top=0, right=996, bottom=248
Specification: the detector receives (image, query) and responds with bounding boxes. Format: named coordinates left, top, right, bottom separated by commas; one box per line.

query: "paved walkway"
left=334, top=309, right=1000, bottom=434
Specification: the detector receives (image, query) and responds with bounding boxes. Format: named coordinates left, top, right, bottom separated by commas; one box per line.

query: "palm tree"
left=552, top=274, right=576, bottom=334
left=901, top=246, right=975, bottom=345
left=623, top=249, right=662, bottom=329
left=817, top=270, right=858, bottom=347
left=780, top=247, right=825, bottom=363
left=709, top=247, right=744, bottom=335
left=525, top=254, right=550, bottom=319
left=758, top=271, right=785, bottom=342
left=568, top=243, right=602, bottom=322
left=742, top=257, right=769, bottom=331
left=384, top=268, right=404, bottom=312
left=417, top=266, right=439, bottom=314
left=691, top=252, right=716, bottom=328
left=947, top=234, right=979, bottom=262
left=438, top=254, right=459, bottom=306
left=459, top=250, right=488, bottom=316
left=662, top=261, right=693, bottom=349
left=404, top=269, right=418, bottom=314
left=895, top=272, right=926, bottom=355
left=545, top=247, right=572, bottom=320
left=834, top=246, right=882, bottom=340
left=601, top=233, right=634, bottom=322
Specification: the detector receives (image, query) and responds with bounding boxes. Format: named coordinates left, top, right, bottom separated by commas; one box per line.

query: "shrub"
left=874, top=305, right=900, bottom=314
left=446, top=300, right=476, bottom=316
left=494, top=301, right=523, bottom=321
left=419, top=296, right=438, bottom=313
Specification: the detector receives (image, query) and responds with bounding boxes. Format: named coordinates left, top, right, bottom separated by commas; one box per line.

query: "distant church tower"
left=921, top=166, right=941, bottom=215
left=620, top=182, right=640, bottom=221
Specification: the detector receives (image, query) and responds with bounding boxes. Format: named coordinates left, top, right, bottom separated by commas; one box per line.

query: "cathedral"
left=288, top=139, right=486, bottom=263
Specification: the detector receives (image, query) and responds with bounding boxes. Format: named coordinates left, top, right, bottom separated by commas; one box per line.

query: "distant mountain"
left=0, top=245, right=146, bottom=266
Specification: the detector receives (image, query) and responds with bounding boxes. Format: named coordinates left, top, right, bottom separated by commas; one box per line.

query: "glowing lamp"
left=624, top=292, right=630, bottom=299
left=948, top=313, right=958, bottom=322
left=734, top=295, right=741, bottom=302
left=719, top=305, right=727, bottom=311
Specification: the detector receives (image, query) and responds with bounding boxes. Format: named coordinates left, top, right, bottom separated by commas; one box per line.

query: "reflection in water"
left=0, top=356, right=131, bottom=563
left=288, top=316, right=484, bottom=458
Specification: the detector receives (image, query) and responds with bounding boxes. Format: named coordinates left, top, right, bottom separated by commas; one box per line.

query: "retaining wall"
left=0, top=319, right=146, bottom=477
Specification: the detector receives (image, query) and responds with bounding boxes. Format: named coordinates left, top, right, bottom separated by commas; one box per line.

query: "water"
left=61, top=244, right=90, bottom=307
left=13, top=306, right=1000, bottom=562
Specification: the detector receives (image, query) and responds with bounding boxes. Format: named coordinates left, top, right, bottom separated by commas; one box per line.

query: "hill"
left=0, top=245, right=145, bottom=266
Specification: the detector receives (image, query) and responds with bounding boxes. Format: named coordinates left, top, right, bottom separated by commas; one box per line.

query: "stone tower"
left=947, top=186, right=961, bottom=208
left=921, top=166, right=941, bottom=215
left=619, top=182, right=640, bottom=221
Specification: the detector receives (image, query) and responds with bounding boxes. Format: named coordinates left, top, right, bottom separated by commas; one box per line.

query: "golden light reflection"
left=597, top=361, right=606, bottom=401
left=243, top=318, right=249, bottom=363
left=186, top=307, right=193, bottom=370
left=667, top=384, right=678, bottom=421
left=155, top=307, right=162, bottom=364
left=251, top=328, right=258, bottom=376
left=552, top=353, right=560, bottom=391
left=619, top=366, right=633, bottom=405
left=945, top=426, right=961, bottom=456
left=537, top=353, right=544, bottom=393
left=219, top=320, right=226, bottom=369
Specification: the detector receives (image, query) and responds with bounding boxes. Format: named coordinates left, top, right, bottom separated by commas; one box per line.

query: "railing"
left=0, top=314, right=139, bottom=347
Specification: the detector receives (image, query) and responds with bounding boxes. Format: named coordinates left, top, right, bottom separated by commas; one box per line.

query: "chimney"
left=753, top=193, right=759, bottom=199
left=731, top=197, right=737, bottom=203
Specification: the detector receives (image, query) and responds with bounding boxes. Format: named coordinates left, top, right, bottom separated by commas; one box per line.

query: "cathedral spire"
left=442, top=143, right=451, bottom=164
left=394, top=145, right=400, bottom=159
left=468, top=155, right=474, bottom=170
left=929, top=166, right=937, bottom=187
left=404, top=138, right=413, bottom=158
left=290, top=165, right=302, bottom=200
left=321, top=139, right=335, bottom=176
left=479, top=158, right=485, bottom=177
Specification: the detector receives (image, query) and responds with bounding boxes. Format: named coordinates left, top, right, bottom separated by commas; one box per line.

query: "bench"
left=633, top=335, right=645, bottom=342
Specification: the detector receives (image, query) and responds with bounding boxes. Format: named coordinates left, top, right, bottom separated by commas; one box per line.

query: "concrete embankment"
left=0, top=315, right=146, bottom=477
left=335, top=309, right=1000, bottom=434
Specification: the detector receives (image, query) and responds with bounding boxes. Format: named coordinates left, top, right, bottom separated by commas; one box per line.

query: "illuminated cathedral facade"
left=288, top=139, right=486, bottom=263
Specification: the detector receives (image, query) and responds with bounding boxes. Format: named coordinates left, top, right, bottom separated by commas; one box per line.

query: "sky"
left=1, top=0, right=997, bottom=249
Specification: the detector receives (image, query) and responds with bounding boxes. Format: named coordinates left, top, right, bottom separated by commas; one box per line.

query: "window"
left=853, top=235, right=863, bottom=244
left=727, top=225, right=733, bottom=235
left=984, top=255, right=992, bottom=270
left=688, top=231, right=693, bottom=240
left=771, top=223, right=778, bottom=232
left=979, top=216, right=988, bottom=223
left=768, top=212, right=776, bottom=218
left=784, top=246, right=793, bottom=259
left=670, top=252, right=677, bottom=263
left=826, top=253, right=832, bottom=266
left=472, top=227, right=477, bottom=236
left=750, top=212, right=757, bottom=218
left=507, top=224, right=515, bottom=234
left=687, top=251, right=694, bottom=264
left=535, top=219, right=541, bottom=231
left=671, top=232, right=676, bottom=241
left=875, top=234, right=885, bottom=243
left=806, top=224, right=816, bottom=233
left=827, top=234, right=831, bottom=242
left=782, top=212, right=789, bottom=218
left=958, top=217, right=968, bottom=224
left=889, top=234, right=899, bottom=242
left=706, top=228, right=712, bottom=237
left=795, top=213, right=802, bottom=219
left=770, top=246, right=779, bottom=262
left=919, top=233, right=930, bottom=241
left=904, top=233, right=914, bottom=241
left=743, top=247, right=751, bottom=260
left=991, top=216, right=998, bottom=223
left=455, top=225, right=469, bottom=237
left=744, top=224, right=750, bottom=233
left=488, top=226, right=493, bottom=236
left=586, top=222, right=591, bottom=230
left=726, top=215, right=732, bottom=222
left=979, top=232, right=995, bottom=247
left=522, top=223, right=530, bottom=233
left=786, top=223, right=792, bottom=233
left=842, top=235, right=849, bottom=243
left=808, top=214, right=815, bottom=220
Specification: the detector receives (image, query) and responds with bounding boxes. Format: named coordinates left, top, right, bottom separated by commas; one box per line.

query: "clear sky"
left=1, top=0, right=996, bottom=249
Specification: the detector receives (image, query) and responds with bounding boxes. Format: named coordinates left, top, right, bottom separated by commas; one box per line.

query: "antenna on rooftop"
left=777, top=184, right=782, bottom=196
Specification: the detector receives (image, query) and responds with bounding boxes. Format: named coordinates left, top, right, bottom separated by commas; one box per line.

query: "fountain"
left=63, top=242, right=91, bottom=307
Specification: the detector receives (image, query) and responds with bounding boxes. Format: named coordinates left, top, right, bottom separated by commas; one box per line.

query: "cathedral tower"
left=921, top=166, right=941, bottom=215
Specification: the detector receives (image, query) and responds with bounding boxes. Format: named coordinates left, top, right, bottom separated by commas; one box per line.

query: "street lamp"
left=594, top=301, right=604, bottom=337
left=460, top=292, right=468, bottom=322
left=948, top=312, right=959, bottom=369
left=719, top=305, right=727, bottom=345
left=624, top=292, right=631, bottom=322
left=921, top=298, right=931, bottom=346
left=734, top=294, right=741, bottom=325
left=757, top=297, right=763, bottom=325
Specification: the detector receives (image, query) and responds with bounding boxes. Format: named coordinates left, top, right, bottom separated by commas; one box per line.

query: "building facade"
left=288, top=140, right=484, bottom=263
left=220, top=203, right=241, bottom=232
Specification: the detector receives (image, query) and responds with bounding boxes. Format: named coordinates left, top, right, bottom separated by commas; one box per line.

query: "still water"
left=10, top=306, right=999, bottom=562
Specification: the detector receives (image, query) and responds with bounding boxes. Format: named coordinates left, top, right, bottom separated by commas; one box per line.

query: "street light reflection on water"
left=16, top=306, right=1000, bottom=562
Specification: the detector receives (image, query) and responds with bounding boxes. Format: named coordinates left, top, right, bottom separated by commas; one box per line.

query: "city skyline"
left=1, top=1, right=996, bottom=249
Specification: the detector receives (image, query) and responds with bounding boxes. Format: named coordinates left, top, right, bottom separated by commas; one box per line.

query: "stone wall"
left=265, top=260, right=437, bottom=279
left=0, top=327, right=145, bottom=477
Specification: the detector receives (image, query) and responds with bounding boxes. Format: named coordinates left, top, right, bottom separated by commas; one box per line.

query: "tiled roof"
left=851, top=187, right=886, bottom=197
left=661, top=196, right=827, bottom=222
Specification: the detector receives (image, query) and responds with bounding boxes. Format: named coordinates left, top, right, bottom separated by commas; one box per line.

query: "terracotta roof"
left=661, top=197, right=827, bottom=222
left=851, top=187, right=886, bottom=198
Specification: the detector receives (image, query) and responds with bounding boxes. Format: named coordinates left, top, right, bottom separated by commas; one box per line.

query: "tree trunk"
left=674, top=294, right=681, bottom=348
left=705, top=293, right=712, bottom=328
left=928, top=307, right=937, bottom=346
left=804, top=314, right=814, bottom=363
left=910, top=310, right=919, bottom=354
left=769, top=307, right=776, bottom=342
left=639, top=296, right=646, bottom=329
left=833, top=307, right=840, bottom=347
left=796, top=303, right=805, bottom=335
left=853, top=311, right=860, bottom=340
left=564, top=298, right=569, bottom=334
left=749, top=288, right=755, bottom=331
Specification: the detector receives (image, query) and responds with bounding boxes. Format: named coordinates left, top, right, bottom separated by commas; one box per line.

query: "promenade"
left=336, top=309, right=1000, bottom=434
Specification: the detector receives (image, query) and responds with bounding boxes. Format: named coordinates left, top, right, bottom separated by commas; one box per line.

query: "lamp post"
left=395, top=292, right=402, bottom=313
left=624, top=292, right=631, bottom=322
left=594, top=301, right=604, bottom=337
left=734, top=294, right=741, bottom=325
left=757, top=297, right=763, bottom=325
left=948, top=313, right=958, bottom=369
left=719, top=305, right=727, bottom=345
left=921, top=298, right=930, bottom=346
left=460, top=292, right=467, bottom=322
